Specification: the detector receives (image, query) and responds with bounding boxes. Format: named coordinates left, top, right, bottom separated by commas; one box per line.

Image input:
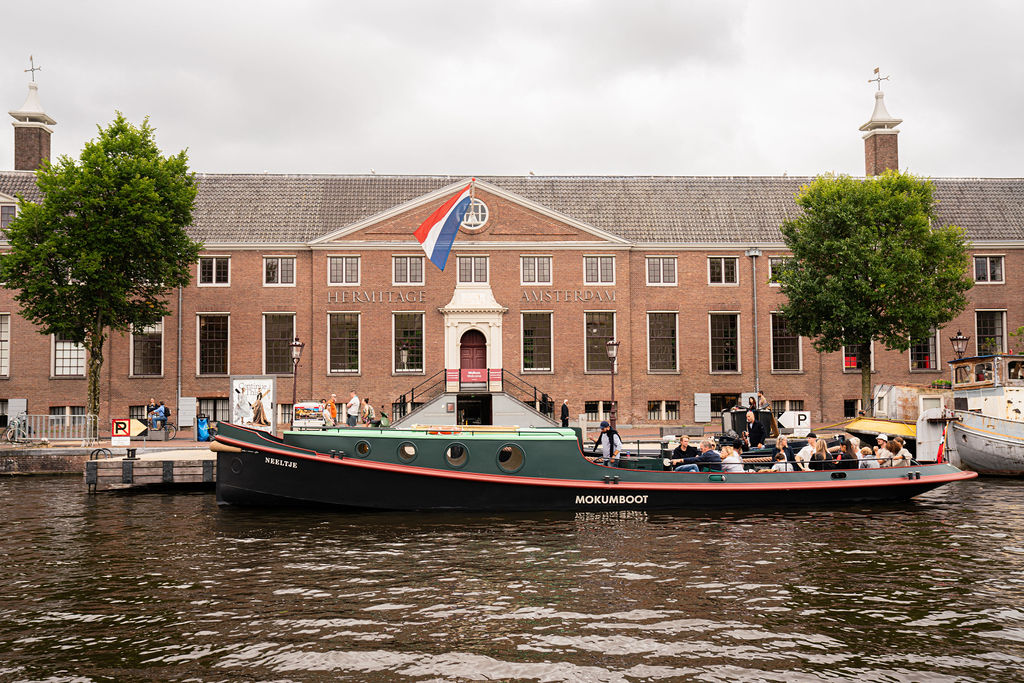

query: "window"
left=772, top=399, right=805, bottom=414
left=198, top=398, right=230, bottom=422
left=0, top=313, right=8, bottom=376
left=585, top=400, right=616, bottom=421
left=910, top=331, right=938, bottom=370
left=584, top=256, right=615, bottom=284
left=844, top=399, right=862, bottom=418
left=132, top=321, right=163, bottom=376
left=129, top=405, right=148, bottom=421
left=328, top=256, right=360, bottom=285
left=278, top=404, right=293, bottom=424
left=198, top=314, right=229, bottom=375
left=1, top=204, right=15, bottom=230
left=49, top=405, right=87, bottom=426
left=768, top=257, right=790, bottom=286
left=647, top=312, right=677, bottom=372
left=264, top=257, right=295, bottom=285
left=521, top=256, right=552, bottom=285
left=329, top=313, right=360, bottom=373
left=843, top=343, right=873, bottom=372
left=708, top=257, right=739, bottom=285
left=647, top=400, right=680, bottom=421
left=461, top=198, right=489, bottom=231
left=646, top=257, right=676, bottom=286
left=264, top=314, right=295, bottom=374
left=976, top=310, right=1006, bottom=354
left=709, top=313, right=739, bottom=372
left=458, top=256, right=488, bottom=283
left=198, top=256, right=229, bottom=285
left=710, top=393, right=739, bottom=414
left=393, top=256, right=424, bottom=285
left=52, top=334, right=85, bottom=376
left=771, top=313, right=801, bottom=372
left=522, top=312, right=552, bottom=372
left=585, top=312, right=615, bottom=372
left=974, top=256, right=1004, bottom=284
left=394, top=313, right=424, bottom=372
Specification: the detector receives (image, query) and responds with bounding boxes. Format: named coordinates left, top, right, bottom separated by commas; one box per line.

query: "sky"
left=3, top=0, right=1023, bottom=178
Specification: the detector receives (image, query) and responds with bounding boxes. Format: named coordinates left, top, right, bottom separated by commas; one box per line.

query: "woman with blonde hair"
left=720, top=445, right=745, bottom=473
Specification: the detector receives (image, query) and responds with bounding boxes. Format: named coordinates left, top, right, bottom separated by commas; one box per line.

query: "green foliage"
left=775, top=170, right=972, bottom=414
left=0, top=113, right=201, bottom=417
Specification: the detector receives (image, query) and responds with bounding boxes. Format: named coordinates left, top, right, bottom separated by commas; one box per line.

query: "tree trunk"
left=861, top=341, right=873, bottom=418
left=86, top=326, right=106, bottom=441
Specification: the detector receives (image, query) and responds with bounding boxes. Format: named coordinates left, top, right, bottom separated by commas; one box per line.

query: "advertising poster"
left=230, top=376, right=276, bottom=433
left=292, top=401, right=325, bottom=430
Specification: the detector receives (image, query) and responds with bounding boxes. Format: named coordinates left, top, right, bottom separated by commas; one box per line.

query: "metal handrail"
left=3, top=412, right=98, bottom=445
left=392, top=369, right=446, bottom=419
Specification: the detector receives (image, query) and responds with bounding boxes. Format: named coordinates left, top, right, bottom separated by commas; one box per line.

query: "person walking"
left=560, top=400, right=570, bottom=428
left=346, top=391, right=360, bottom=427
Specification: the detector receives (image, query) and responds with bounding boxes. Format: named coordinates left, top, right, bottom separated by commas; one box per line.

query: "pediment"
left=312, top=179, right=627, bottom=247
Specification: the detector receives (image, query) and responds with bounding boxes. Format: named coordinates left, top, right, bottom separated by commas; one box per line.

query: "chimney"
left=859, top=89, right=901, bottom=176
left=9, top=82, right=57, bottom=171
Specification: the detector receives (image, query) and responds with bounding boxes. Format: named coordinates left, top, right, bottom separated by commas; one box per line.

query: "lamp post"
left=949, top=330, right=970, bottom=360
left=289, top=337, right=305, bottom=428
left=605, top=339, right=620, bottom=428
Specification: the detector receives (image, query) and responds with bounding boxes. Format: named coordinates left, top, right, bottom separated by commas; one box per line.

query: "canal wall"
left=1, top=448, right=93, bottom=475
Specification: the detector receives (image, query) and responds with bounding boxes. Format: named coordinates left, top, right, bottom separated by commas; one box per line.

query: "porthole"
left=398, top=442, right=417, bottom=463
left=497, top=444, right=525, bottom=473
left=459, top=198, right=489, bottom=233
left=445, top=443, right=468, bottom=468
left=355, top=441, right=371, bottom=457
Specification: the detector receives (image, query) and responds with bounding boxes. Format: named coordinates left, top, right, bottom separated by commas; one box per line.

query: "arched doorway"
left=458, top=329, right=491, bottom=424
left=460, top=329, right=487, bottom=371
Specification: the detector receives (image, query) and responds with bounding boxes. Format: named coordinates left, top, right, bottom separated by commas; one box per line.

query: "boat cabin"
left=949, top=354, right=1024, bottom=421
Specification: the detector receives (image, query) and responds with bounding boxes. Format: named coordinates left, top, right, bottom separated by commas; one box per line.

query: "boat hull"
left=950, top=411, right=1024, bottom=476
left=214, top=423, right=976, bottom=511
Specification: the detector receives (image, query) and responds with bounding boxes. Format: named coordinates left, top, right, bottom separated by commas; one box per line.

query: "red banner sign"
left=461, top=368, right=487, bottom=382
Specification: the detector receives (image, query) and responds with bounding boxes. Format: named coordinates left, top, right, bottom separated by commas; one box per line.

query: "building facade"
left=2, top=84, right=1023, bottom=430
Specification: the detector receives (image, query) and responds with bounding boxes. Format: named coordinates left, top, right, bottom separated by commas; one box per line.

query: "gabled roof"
left=2, top=171, right=1023, bottom=244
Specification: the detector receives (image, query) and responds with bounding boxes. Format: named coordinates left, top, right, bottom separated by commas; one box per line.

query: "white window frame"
left=51, top=334, right=86, bottom=378
left=327, top=255, right=361, bottom=286
left=263, top=255, right=296, bottom=287
left=262, top=312, right=296, bottom=375
left=645, top=256, right=677, bottom=287
left=975, top=309, right=1007, bottom=355
left=842, top=342, right=875, bottom=373
left=392, top=255, right=425, bottom=286
left=328, top=311, right=361, bottom=375
left=708, top=311, right=741, bottom=374
left=0, top=312, right=9, bottom=377
left=457, top=255, right=489, bottom=284
left=129, top=320, right=164, bottom=378
left=0, top=202, right=16, bottom=230
left=707, top=256, right=740, bottom=286
left=198, top=255, right=231, bottom=287
left=583, top=310, right=617, bottom=374
left=521, top=310, right=553, bottom=374
left=393, top=311, right=425, bottom=375
left=646, top=311, right=679, bottom=373
left=520, top=255, right=553, bottom=286
left=768, top=256, right=790, bottom=287
left=909, top=329, right=940, bottom=372
left=769, top=311, right=803, bottom=373
left=973, top=254, right=1005, bottom=284
left=919, top=395, right=944, bottom=414
left=583, top=255, right=616, bottom=285
left=196, top=312, right=231, bottom=376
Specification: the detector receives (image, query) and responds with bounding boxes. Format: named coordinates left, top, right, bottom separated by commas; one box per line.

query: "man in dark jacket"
left=674, top=438, right=723, bottom=472
left=742, top=410, right=766, bottom=451
left=560, top=400, right=570, bottom=428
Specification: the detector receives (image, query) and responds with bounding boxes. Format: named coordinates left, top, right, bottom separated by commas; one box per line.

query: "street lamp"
left=949, top=330, right=970, bottom=360
left=290, top=336, right=305, bottom=428
left=605, top=339, right=620, bottom=428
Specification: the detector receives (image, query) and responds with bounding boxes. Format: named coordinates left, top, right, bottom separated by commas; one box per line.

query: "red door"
left=460, top=330, right=487, bottom=381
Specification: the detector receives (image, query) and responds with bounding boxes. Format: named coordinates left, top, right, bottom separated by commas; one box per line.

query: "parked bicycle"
left=3, top=413, right=32, bottom=443
left=148, top=420, right=177, bottom=440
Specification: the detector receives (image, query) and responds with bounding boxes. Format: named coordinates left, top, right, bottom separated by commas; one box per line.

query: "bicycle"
left=148, top=419, right=178, bottom=440
left=3, top=413, right=32, bottom=443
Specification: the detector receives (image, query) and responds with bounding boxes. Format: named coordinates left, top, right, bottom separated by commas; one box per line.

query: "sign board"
left=779, top=410, right=812, bottom=437
left=230, top=376, right=276, bottom=433
left=461, top=368, right=486, bottom=383
left=292, top=401, right=325, bottom=429
left=112, top=418, right=148, bottom=437
left=111, top=436, right=130, bottom=447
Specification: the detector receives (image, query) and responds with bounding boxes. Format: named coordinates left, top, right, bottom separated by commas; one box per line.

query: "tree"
left=776, top=170, right=972, bottom=417
left=0, top=113, right=201, bottom=427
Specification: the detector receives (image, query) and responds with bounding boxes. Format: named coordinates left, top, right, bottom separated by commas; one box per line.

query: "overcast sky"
left=3, top=1, right=1022, bottom=178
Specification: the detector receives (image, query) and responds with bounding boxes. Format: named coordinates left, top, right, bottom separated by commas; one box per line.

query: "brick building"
left=2, top=82, right=1023, bottom=431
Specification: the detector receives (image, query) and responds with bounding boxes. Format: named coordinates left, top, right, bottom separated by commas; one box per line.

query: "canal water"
left=1, top=476, right=1023, bottom=682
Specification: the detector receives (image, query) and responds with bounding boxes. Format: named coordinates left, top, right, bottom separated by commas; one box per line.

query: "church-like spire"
left=9, top=57, right=56, bottom=171
left=858, top=69, right=900, bottom=176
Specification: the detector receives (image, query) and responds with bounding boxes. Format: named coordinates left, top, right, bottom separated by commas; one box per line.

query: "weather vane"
left=24, top=55, right=42, bottom=82
left=868, top=67, right=889, bottom=91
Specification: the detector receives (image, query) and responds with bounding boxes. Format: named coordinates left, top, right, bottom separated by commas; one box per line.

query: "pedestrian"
left=756, top=391, right=770, bottom=410
left=149, top=400, right=168, bottom=430
left=361, top=397, right=376, bottom=426
left=346, top=390, right=360, bottom=427
left=560, top=400, right=570, bottom=428
left=327, top=394, right=338, bottom=425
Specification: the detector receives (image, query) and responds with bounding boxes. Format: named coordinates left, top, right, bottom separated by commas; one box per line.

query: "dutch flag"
left=414, top=182, right=473, bottom=271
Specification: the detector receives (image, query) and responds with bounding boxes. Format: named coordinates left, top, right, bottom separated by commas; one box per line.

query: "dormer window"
left=1, top=204, right=15, bottom=230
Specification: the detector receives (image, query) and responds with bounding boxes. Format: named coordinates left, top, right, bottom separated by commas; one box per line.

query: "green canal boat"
left=213, top=422, right=976, bottom=511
